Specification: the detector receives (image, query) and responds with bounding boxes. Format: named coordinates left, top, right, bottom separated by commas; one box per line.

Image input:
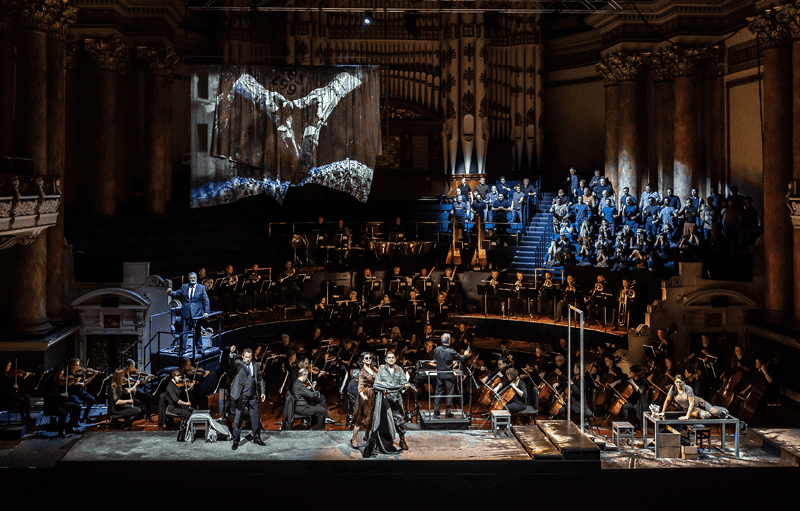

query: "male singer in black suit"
left=167, top=272, right=210, bottom=351
left=230, top=348, right=266, bottom=450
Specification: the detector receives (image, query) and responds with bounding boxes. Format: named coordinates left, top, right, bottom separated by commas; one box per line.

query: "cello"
left=712, top=366, right=743, bottom=409
left=489, top=375, right=523, bottom=411
left=606, top=382, right=635, bottom=416
left=478, top=374, right=502, bottom=407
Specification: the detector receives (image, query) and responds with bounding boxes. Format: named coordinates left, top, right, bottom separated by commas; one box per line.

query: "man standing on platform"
left=474, top=177, right=490, bottom=208
left=432, top=333, right=469, bottom=418
left=168, top=272, right=210, bottom=352
left=230, top=348, right=266, bottom=450
left=457, top=176, right=472, bottom=198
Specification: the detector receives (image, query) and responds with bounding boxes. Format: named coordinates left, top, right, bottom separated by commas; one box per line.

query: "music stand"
left=308, top=233, right=326, bottom=247
left=498, top=287, right=517, bottom=318
left=643, top=345, right=658, bottom=361
left=477, top=284, right=494, bottom=317
left=389, top=232, right=405, bottom=243
left=379, top=303, right=395, bottom=321
left=518, top=287, right=538, bottom=320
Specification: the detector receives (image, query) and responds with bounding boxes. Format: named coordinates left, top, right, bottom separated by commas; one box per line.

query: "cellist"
left=492, top=367, right=527, bottom=413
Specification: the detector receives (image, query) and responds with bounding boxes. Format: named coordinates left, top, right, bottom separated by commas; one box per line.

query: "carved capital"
left=137, top=46, right=179, bottom=77
left=3, top=0, right=73, bottom=35
left=787, top=179, right=800, bottom=228
left=775, top=3, right=800, bottom=40
left=672, top=47, right=708, bottom=78
left=596, top=53, right=647, bottom=84
left=85, top=39, right=129, bottom=72
left=748, top=10, right=792, bottom=48
left=0, top=234, right=38, bottom=250
left=649, top=51, right=676, bottom=82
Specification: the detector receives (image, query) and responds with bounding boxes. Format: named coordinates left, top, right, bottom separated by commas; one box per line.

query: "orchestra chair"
left=280, top=391, right=309, bottom=430
left=612, top=421, right=635, bottom=448
left=490, top=409, right=512, bottom=437
left=511, top=379, right=538, bottom=424
left=157, top=393, right=184, bottom=429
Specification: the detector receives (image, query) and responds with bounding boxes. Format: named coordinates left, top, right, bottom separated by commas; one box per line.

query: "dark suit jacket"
left=292, top=379, right=321, bottom=407
left=171, top=283, right=210, bottom=320
left=230, top=359, right=266, bottom=400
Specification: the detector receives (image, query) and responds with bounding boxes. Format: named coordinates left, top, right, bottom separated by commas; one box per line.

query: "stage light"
left=484, top=11, right=500, bottom=38
left=363, top=10, right=373, bottom=26
left=404, top=12, right=421, bottom=37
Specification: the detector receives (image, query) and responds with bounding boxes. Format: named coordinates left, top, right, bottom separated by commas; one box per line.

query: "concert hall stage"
left=4, top=422, right=799, bottom=507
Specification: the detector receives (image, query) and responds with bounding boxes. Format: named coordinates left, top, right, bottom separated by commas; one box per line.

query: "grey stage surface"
left=60, top=429, right=531, bottom=463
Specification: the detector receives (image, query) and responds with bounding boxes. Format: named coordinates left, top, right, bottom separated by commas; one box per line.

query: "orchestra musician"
left=361, top=267, right=380, bottom=305
left=164, top=369, right=193, bottom=421
left=279, top=260, right=302, bottom=307
left=413, top=266, right=435, bottom=300
left=123, top=359, right=153, bottom=422
left=585, top=274, right=612, bottom=326
left=536, top=271, right=557, bottom=319
left=167, top=272, right=210, bottom=352
left=67, top=358, right=98, bottom=423
left=613, top=279, right=636, bottom=331
left=43, top=367, right=81, bottom=437
left=485, top=269, right=502, bottom=314
left=493, top=367, right=528, bottom=413
left=1, top=359, right=35, bottom=427
left=108, top=368, right=145, bottom=430
left=511, top=271, right=530, bottom=317
left=293, top=368, right=328, bottom=430
left=230, top=348, right=267, bottom=450
left=386, top=265, right=409, bottom=303
left=179, top=357, right=210, bottom=410
left=244, top=263, right=267, bottom=310
left=432, top=333, right=469, bottom=418
left=555, top=274, right=581, bottom=323
left=430, top=292, right=451, bottom=329
left=219, top=264, right=244, bottom=313
left=439, top=267, right=462, bottom=314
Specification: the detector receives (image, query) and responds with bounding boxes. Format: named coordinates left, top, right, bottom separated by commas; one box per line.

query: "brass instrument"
left=617, top=280, right=636, bottom=328
left=592, top=282, right=604, bottom=295
left=223, top=274, right=238, bottom=287
left=542, top=279, right=553, bottom=288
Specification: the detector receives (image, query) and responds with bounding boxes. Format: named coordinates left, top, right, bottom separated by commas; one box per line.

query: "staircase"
left=508, top=192, right=555, bottom=276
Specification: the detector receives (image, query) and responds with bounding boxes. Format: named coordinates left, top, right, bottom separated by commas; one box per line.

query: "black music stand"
left=498, top=287, right=517, bottom=318
left=518, top=287, right=538, bottom=320
left=643, top=345, right=658, bottom=361
left=389, top=232, right=405, bottom=243
left=477, top=284, right=494, bottom=317
left=417, top=277, right=435, bottom=299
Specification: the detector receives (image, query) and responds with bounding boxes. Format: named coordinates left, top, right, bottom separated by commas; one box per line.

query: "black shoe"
left=253, top=438, right=266, bottom=446
left=231, top=441, right=239, bottom=451
left=445, top=413, right=454, bottom=419
left=433, top=412, right=441, bottom=418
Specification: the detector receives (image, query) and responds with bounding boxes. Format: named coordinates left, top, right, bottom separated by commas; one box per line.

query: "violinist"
left=230, top=348, right=267, bottom=450
left=67, top=358, right=98, bottom=423
left=43, top=367, right=81, bottom=437
left=179, top=357, right=210, bottom=409
left=124, top=359, right=153, bottom=422
left=452, top=322, right=473, bottom=354
left=109, top=369, right=145, bottom=430
left=293, top=368, right=328, bottom=430
left=290, top=355, right=332, bottom=420
left=1, top=359, right=35, bottom=427
left=165, top=369, right=193, bottom=420
left=555, top=274, right=581, bottom=323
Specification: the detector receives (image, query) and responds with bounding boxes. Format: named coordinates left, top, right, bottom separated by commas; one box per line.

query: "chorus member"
left=350, top=353, right=378, bottom=447
left=108, top=369, right=145, bottom=431
left=639, top=183, right=660, bottom=210
left=432, top=334, right=469, bottom=418
left=497, top=176, right=512, bottom=197
left=486, top=185, right=499, bottom=223
left=1, top=359, right=35, bottom=426
left=168, top=273, right=211, bottom=351
left=565, top=167, right=580, bottom=200
left=588, top=169, right=602, bottom=189
left=457, top=176, right=472, bottom=198
left=375, top=351, right=410, bottom=450
left=230, top=348, right=267, bottom=450
left=474, top=177, right=490, bottom=205
left=43, top=367, right=81, bottom=437
left=67, top=358, right=97, bottom=423
left=491, top=193, right=512, bottom=234
left=511, top=183, right=525, bottom=229
left=452, top=194, right=470, bottom=241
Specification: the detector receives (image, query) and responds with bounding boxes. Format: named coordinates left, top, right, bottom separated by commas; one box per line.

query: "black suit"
left=292, top=379, right=327, bottom=429
left=230, top=359, right=266, bottom=443
left=170, top=283, right=211, bottom=349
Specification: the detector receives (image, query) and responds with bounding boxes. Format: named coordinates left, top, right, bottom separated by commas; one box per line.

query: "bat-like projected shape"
left=230, top=72, right=362, bottom=161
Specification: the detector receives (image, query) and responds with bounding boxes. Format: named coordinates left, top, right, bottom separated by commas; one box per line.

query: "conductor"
left=432, top=333, right=470, bottom=418
left=230, top=348, right=267, bottom=450
left=167, top=272, right=210, bottom=351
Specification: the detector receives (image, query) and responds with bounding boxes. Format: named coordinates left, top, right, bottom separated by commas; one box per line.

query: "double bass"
left=470, top=214, right=488, bottom=268
left=446, top=225, right=461, bottom=265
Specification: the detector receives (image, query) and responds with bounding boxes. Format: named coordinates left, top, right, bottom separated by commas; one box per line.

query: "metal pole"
left=567, top=309, right=571, bottom=424
left=568, top=304, right=585, bottom=434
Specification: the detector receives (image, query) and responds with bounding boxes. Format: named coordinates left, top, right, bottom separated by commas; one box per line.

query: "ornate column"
left=1, top=0, right=57, bottom=334
left=748, top=13, right=793, bottom=322
left=63, top=42, right=78, bottom=211
left=475, top=14, right=488, bottom=174
left=776, top=4, right=800, bottom=327
left=649, top=51, right=675, bottom=196
left=443, top=13, right=458, bottom=177
left=115, top=56, right=135, bottom=206
left=672, top=48, right=707, bottom=204
left=138, top=46, right=178, bottom=215
left=0, top=19, right=13, bottom=160
left=705, top=47, right=726, bottom=200
left=84, top=39, right=126, bottom=216
left=596, top=56, right=621, bottom=192
left=45, top=2, right=76, bottom=320
left=614, top=54, right=646, bottom=199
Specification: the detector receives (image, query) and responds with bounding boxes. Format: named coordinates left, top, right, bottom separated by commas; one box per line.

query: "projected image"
left=189, top=66, right=381, bottom=206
